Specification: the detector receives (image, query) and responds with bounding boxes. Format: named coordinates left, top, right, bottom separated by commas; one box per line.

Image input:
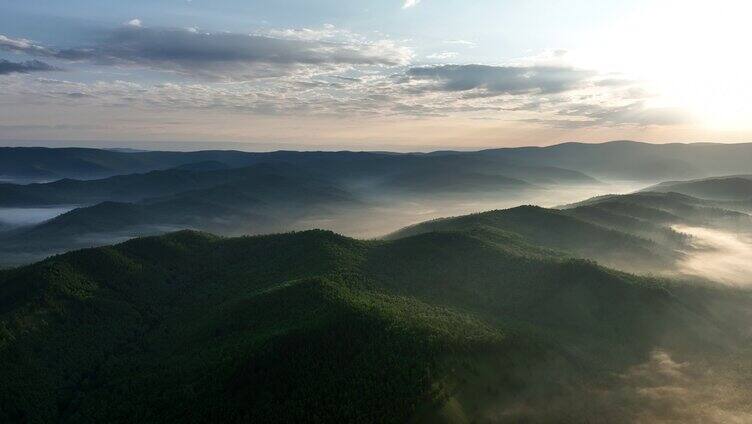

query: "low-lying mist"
left=309, top=182, right=646, bottom=239
left=0, top=181, right=656, bottom=266
left=673, top=225, right=752, bottom=286
left=0, top=206, right=77, bottom=227
left=479, top=349, right=752, bottom=423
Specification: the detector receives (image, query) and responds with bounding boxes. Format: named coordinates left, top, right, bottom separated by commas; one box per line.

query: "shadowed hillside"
left=643, top=175, right=752, bottom=201
left=5, top=141, right=752, bottom=185
left=0, top=169, right=359, bottom=261
left=561, top=191, right=752, bottom=234
left=1, top=227, right=750, bottom=422
left=477, top=141, right=752, bottom=181
left=384, top=205, right=680, bottom=273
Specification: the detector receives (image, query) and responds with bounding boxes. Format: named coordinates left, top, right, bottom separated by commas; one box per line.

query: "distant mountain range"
left=476, top=140, right=752, bottom=180
left=1, top=140, right=750, bottom=265
left=643, top=175, right=752, bottom=201
left=3, top=160, right=752, bottom=269
left=0, top=146, right=600, bottom=264
left=3, top=140, right=752, bottom=183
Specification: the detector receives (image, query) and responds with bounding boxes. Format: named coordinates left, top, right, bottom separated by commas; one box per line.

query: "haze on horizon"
left=2, top=0, right=752, bottom=151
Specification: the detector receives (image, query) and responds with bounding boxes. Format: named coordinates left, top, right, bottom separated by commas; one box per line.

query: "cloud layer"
left=406, top=64, right=594, bottom=95
left=1, top=26, right=411, bottom=80
left=0, top=59, right=58, bottom=75
left=0, top=23, right=692, bottom=133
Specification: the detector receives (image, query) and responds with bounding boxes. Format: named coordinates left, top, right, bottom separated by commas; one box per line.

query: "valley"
left=1, top=143, right=752, bottom=422
left=5, top=1, right=752, bottom=421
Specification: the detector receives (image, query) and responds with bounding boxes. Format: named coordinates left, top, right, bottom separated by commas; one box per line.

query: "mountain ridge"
left=2, top=225, right=750, bottom=422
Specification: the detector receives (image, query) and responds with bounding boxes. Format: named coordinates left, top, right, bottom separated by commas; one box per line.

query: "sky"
left=1, top=0, right=751, bottom=151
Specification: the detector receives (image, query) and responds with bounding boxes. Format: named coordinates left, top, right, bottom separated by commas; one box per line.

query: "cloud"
left=0, top=59, right=58, bottom=75
left=426, top=51, right=458, bottom=60
left=445, top=40, right=476, bottom=47
left=0, top=27, right=412, bottom=80
left=498, top=349, right=752, bottom=423
left=403, top=0, right=421, bottom=8
left=405, top=64, right=594, bottom=95
left=125, top=18, right=142, bottom=27
left=0, top=64, right=681, bottom=129
left=0, top=35, right=55, bottom=56
left=0, top=28, right=687, bottom=129
left=557, top=102, right=691, bottom=127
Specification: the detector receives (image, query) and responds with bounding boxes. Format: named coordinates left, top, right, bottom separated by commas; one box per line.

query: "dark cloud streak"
left=406, top=64, right=594, bottom=95
left=0, top=59, right=58, bottom=75
left=0, top=27, right=409, bottom=80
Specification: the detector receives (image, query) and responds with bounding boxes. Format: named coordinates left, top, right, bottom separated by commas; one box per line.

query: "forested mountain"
left=2, top=227, right=750, bottom=423
left=4, top=141, right=752, bottom=185
left=3, top=148, right=752, bottom=421
left=385, top=205, right=678, bottom=273
left=476, top=140, right=752, bottom=181
left=386, top=189, right=752, bottom=278
left=0, top=146, right=596, bottom=185
left=5, top=141, right=752, bottom=266
left=0, top=163, right=314, bottom=207
left=0, top=167, right=359, bottom=263
left=0, top=158, right=585, bottom=209
left=0, top=151, right=598, bottom=265
left=561, top=191, right=752, bottom=234
left=643, top=175, right=752, bottom=201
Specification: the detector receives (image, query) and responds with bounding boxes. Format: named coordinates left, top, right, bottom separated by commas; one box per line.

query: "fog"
left=530, top=349, right=752, bottom=423
left=673, top=225, right=752, bottom=286
left=308, top=182, right=647, bottom=239
left=0, top=181, right=652, bottom=266
left=0, top=206, right=77, bottom=227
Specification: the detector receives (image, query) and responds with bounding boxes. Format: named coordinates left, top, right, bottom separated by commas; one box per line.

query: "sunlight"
left=673, top=224, right=752, bottom=285
left=576, top=0, right=752, bottom=130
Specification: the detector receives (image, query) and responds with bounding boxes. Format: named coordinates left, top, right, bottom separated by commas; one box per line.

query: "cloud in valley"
left=673, top=225, right=752, bottom=285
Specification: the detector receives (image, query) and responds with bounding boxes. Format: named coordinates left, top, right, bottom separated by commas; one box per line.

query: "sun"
left=575, top=0, right=752, bottom=130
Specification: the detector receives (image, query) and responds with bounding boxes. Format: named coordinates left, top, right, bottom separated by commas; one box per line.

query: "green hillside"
left=2, top=226, right=749, bottom=422
left=562, top=191, right=752, bottom=234
left=384, top=205, right=679, bottom=273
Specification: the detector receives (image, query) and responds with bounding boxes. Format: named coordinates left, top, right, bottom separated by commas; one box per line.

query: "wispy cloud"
left=426, top=51, right=458, bottom=60
left=0, top=35, right=55, bottom=56
left=0, top=22, right=690, bottom=131
left=402, top=0, right=421, bottom=9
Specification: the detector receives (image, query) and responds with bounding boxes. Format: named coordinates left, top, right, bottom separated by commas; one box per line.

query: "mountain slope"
left=561, top=191, right=752, bottom=234
left=1, top=228, right=749, bottom=422
left=0, top=152, right=598, bottom=208
left=0, top=171, right=359, bottom=259
left=477, top=140, right=752, bottom=181
left=0, top=163, right=320, bottom=207
left=643, top=175, right=752, bottom=201
left=384, top=205, right=679, bottom=273
left=0, top=230, right=514, bottom=423
left=7, top=141, right=752, bottom=185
